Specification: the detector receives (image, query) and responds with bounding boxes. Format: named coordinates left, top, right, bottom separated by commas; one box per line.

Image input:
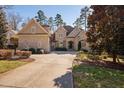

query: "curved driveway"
left=0, top=51, right=76, bottom=88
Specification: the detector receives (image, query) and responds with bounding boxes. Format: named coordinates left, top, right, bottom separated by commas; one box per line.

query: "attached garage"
left=18, top=19, right=50, bottom=52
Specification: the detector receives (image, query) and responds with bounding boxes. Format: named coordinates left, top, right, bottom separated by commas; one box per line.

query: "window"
left=59, top=34, right=63, bottom=38
left=31, top=26, right=36, bottom=33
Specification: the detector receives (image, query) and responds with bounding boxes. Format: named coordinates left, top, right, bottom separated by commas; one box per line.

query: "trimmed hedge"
left=29, top=48, right=36, bottom=54
left=55, top=47, right=67, bottom=51
left=0, top=49, right=12, bottom=59
left=16, top=50, right=31, bottom=58
left=36, top=48, right=45, bottom=54
left=0, top=49, right=31, bottom=60
left=26, top=48, right=46, bottom=54
left=21, top=49, right=29, bottom=51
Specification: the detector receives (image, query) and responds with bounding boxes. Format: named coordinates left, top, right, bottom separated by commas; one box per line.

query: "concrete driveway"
left=0, top=51, right=76, bottom=88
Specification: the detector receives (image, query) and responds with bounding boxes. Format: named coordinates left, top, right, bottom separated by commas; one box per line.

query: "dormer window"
left=59, top=34, right=63, bottom=38
left=31, top=26, right=36, bottom=33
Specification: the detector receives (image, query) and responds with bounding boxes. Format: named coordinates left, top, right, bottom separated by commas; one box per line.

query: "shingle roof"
left=63, top=25, right=74, bottom=35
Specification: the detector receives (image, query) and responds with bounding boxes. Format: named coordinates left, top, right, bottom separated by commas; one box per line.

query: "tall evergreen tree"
left=35, top=10, right=47, bottom=25
left=80, top=6, right=90, bottom=31
left=48, top=17, right=55, bottom=31
left=73, top=17, right=83, bottom=28
left=0, top=8, right=8, bottom=48
left=54, top=14, right=64, bottom=27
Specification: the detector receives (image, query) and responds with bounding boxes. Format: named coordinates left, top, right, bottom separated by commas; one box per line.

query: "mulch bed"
left=79, top=60, right=124, bottom=71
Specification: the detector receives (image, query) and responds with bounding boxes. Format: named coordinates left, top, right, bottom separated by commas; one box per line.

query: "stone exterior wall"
left=55, top=26, right=67, bottom=48
left=54, top=26, right=89, bottom=51
left=18, top=35, right=50, bottom=52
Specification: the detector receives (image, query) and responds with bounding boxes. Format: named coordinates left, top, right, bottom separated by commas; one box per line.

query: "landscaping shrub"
left=76, top=51, right=102, bottom=61
left=21, top=49, right=29, bottom=51
left=29, top=48, right=36, bottom=54
left=0, top=49, right=12, bottom=59
left=76, top=51, right=88, bottom=61
left=87, top=54, right=101, bottom=60
left=36, top=48, right=45, bottom=54
left=16, top=50, right=31, bottom=58
left=81, top=49, right=88, bottom=53
left=21, top=51, right=31, bottom=58
left=0, top=49, right=31, bottom=60
left=16, top=50, right=22, bottom=57
left=55, top=47, right=67, bottom=51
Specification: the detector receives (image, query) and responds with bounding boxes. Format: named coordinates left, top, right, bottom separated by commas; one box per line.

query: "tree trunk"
left=112, top=51, right=117, bottom=63
left=117, top=56, right=121, bottom=63
left=14, top=48, right=16, bottom=55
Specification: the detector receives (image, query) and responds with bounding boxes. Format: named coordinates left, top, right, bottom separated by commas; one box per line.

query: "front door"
left=78, top=41, right=81, bottom=50
left=68, top=41, right=73, bottom=49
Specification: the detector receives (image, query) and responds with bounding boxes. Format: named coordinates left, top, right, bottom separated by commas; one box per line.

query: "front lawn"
left=0, top=60, right=28, bottom=73
left=73, top=64, right=124, bottom=88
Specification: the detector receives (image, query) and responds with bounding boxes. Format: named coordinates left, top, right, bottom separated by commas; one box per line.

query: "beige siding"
left=18, top=35, right=50, bottom=52
left=18, top=19, right=50, bottom=52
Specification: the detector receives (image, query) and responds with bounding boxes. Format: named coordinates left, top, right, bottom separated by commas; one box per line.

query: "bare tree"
left=7, top=12, right=22, bottom=30
left=21, top=17, right=30, bottom=27
left=0, top=5, right=13, bottom=10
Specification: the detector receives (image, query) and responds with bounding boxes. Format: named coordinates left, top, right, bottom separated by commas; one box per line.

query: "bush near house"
left=21, top=49, right=29, bottom=51
left=29, top=48, right=36, bottom=54
left=0, top=49, right=31, bottom=60
left=55, top=47, right=67, bottom=51
left=0, top=49, right=12, bottom=59
left=16, top=50, right=31, bottom=58
left=36, top=48, right=46, bottom=54
left=28, top=48, right=47, bottom=54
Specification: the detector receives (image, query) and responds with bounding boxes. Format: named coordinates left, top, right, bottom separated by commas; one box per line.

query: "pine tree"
left=54, top=14, right=64, bottom=27
left=48, top=17, right=55, bottom=31
left=73, top=17, right=83, bottom=28
left=80, top=6, right=90, bottom=31
left=35, top=10, right=47, bottom=25
left=0, top=8, right=8, bottom=49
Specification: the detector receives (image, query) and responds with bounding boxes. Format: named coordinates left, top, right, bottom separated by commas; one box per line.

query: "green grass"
left=73, top=64, right=124, bottom=88
left=0, top=60, right=28, bottom=73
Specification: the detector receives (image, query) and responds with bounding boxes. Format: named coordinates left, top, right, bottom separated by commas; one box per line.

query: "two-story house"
left=18, top=19, right=51, bottom=52
left=54, top=25, right=89, bottom=51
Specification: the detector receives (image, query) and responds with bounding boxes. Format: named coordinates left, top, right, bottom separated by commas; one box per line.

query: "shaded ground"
left=0, top=51, right=75, bottom=88
left=73, top=58, right=124, bottom=88
left=74, top=60, right=124, bottom=71
left=73, top=64, right=124, bottom=88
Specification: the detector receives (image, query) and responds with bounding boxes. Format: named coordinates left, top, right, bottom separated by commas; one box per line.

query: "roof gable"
left=18, top=19, right=48, bottom=35
left=63, top=25, right=74, bottom=35
left=55, top=26, right=67, bottom=34
left=75, top=30, right=87, bottom=40
left=67, top=27, right=82, bottom=38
